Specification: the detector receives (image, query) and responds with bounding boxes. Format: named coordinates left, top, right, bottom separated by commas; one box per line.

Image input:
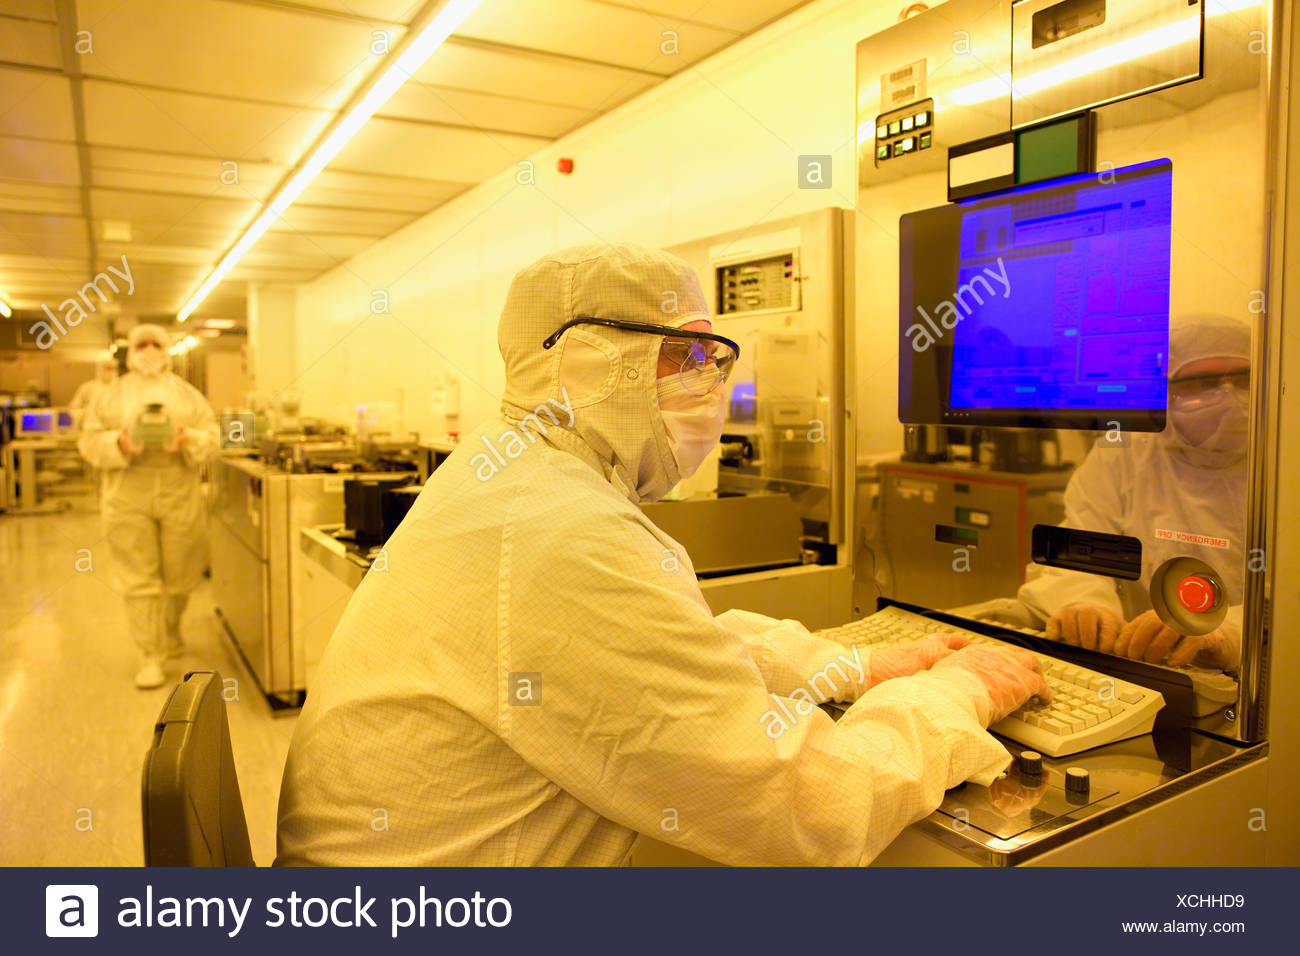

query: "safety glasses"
left=542, top=316, right=740, bottom=396
left=1169, top=369, right=1249, bottom=404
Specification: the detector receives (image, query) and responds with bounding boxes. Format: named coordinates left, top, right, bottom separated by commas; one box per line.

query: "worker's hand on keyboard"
left=866, top=634, right=970, bottom=687
left=1047, top=604, right=1124, bottom=654
left=1114, top=610, right=1240, bottom=669
left=930, top=645, right=1052, bottom=725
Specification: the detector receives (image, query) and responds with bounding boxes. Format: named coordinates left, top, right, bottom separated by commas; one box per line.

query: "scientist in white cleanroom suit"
left=78, top=324, right=219, bottom=689
left=69, top=356, right=119, bottom=418
left=275, top=243, right=1049, bottom=867
left=1018, top=316, right=1250, bottom=670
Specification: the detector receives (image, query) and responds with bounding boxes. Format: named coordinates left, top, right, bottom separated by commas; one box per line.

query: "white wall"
left=248, top=283, right=298, bottom=399
left=291, top=0, right=913, bottom=440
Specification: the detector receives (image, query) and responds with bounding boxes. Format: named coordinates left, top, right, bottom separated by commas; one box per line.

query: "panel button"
left=896, top=136, right=915, bottom=153
left=877, top=124, right=889, bottom=140
left=901, top=115, right=914, bottom=132
left=915, top=110, right=930, bottom=127
left=888, top=120, right=902, bottom=136
left=919, top=131, right=932, bottom=150
left=876, top=143, right=890, bottom=160
left=1177, top=574, right=1220, bottom=613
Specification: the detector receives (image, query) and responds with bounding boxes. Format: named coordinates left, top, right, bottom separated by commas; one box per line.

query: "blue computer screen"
left=945, top=160, right=1172, bottom=412
left=20, top=412, right=53, bottom=433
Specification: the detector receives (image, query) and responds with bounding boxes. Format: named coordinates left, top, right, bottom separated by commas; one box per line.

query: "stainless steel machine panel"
left=1011, top=0, right=1205, bottom=128
left=210, top=456, right=413, bottom=705
left=640, top=494, right=803, bottom=575
left=856, top=0, right=1279, bottom=750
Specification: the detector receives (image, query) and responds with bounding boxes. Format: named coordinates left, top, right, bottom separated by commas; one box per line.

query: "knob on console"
left=1065, top=767, right=1090, bottom=797
left=1019, top=751, right=1043, bottom=777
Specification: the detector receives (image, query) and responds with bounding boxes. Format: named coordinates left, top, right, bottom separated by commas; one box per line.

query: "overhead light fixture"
left=202, top=318, right=238, bottom=329
left=102, top=220, right=132, bottom=243
left=176, top=0, right=483, bottom=322
left=0, top=294, right=11, bottom=319
left=197, top=329, right=221, bottom=338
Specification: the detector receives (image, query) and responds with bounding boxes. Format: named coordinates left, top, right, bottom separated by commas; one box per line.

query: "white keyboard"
left=816, top=605, right=1165, bottom=757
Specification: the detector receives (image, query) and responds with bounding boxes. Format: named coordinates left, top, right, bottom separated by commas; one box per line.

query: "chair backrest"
left=142, top=670, right=255, bottom=866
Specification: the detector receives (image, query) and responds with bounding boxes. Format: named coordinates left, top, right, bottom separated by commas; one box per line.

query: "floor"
left=0, top=493, right=296, bottom=866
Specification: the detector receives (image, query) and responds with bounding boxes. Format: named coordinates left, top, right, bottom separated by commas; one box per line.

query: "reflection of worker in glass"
left=1018, top=316, right=1249, bottom=670
left=69, top=357, right=119, bottom=419
left=276, top=244, right=1049, bottom=867
left=78, top=325, right=220, bottom=689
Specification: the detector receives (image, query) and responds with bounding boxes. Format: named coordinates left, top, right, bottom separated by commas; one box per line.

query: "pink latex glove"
left=117, top=429, right=143, bottom=457
left=988, top=771, right=1050, bottom=816
left=1114, top=610, right=1240, bottom=669
left=866, top=634, right=969, bottom=687
left=1047, top=604, right=1124, bottom=654
left=163, top=425, right=189, bottom=454
left=929, top=644, right=1052, bottom=725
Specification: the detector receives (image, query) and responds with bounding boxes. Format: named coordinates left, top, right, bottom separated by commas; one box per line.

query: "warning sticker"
left=1154, top=528, right=1230, bottom=550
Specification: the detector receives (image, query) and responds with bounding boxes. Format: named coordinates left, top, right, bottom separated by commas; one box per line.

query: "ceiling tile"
left=0, top=67, right=75, bottom=140
left=0, top=0, right=55, bottom=20
left=269, top=202, right=416, bottom=237
left=237, top=230, right=381, bottom=262
left=88, top=188, right=258, bottom=250
left=380, top=81, right=592, bottom=138
left=0, top=214, right=89, bottom=261
left=82, top=78, right=333, bottom=163
left=253, top=0, right=420, bottom=24
left=329, top=116, right=547, bottom=182
left=0, top=15, right=60, bottom=68
left=0, top=136, right=81, bottom=185
left=455, top=0, right=737, bottom=74
left=0, top=181, right=80, bottom=215
left=613, top=0, right=809, bottom=34
left=295, top=174, right=466, bottom=213
left=413, top=39, right=659, bottom=111
left=76, top=0, right=397, bottom=109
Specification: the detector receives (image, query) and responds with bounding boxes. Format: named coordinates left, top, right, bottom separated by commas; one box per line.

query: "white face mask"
left=657, top=369, right=725, bottom=479
left=129, top=345, right=168, bottom=377
left=1167, top=385, right=1249, bottom=466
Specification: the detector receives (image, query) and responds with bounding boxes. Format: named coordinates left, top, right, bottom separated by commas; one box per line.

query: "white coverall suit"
left=78, top=369, right=220, bottom=660
left=276, top=244, right=1023, bottom=867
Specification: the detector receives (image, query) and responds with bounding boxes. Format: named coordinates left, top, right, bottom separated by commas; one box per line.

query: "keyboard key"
left=1041, top=718, right=1071, bottom=736
left=1070, top=709, right=1098, bottom=729
left=1119, top=688, right=1143, bottom=704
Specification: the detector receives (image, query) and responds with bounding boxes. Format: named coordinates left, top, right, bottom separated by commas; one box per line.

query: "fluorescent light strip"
left=177, top=0, right=482, bottom=322
left=0, top=294, right=11, bottom=319
left=945, top=0, right=1263, bottom=109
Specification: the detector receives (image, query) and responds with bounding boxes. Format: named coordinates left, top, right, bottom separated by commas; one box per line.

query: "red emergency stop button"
left=1176, top=575, right=1220, bottom=613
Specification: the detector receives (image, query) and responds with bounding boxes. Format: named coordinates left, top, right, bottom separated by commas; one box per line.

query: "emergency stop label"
left=1154, top=528, right=1230, bottom=550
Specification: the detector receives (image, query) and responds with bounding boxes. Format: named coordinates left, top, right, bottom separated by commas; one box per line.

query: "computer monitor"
left=898, top=158, right=1173, bottom=430
left=14, top=409, right=56, bottom=437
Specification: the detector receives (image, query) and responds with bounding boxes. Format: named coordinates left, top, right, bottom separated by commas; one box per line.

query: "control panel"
left=873, top=96, right=934, bottom=165
left=716, top=251, right=799, bottom=315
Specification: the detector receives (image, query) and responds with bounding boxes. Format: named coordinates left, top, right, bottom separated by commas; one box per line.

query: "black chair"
left=142, top=670, right=255, bottom=866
